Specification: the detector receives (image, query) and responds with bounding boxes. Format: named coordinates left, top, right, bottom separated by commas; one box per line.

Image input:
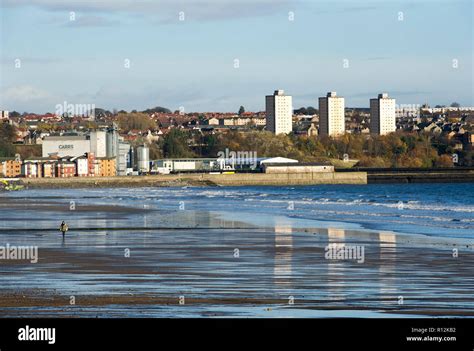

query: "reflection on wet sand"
left=1, top=194, right=473, bottom=318
left=325, top=228, right=347, bottom=301
left=273, top=218, right=293, bottom=288
left=379, top=232, right=397, bottom=247
left=378, top=231, right=397, bottom=300
left=327, top=228, right=346, bottom=243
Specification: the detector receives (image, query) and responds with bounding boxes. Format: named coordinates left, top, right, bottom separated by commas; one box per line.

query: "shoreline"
left=2, top=168, right=473, bottom=190
left=2, top=184, right=473, bottom=239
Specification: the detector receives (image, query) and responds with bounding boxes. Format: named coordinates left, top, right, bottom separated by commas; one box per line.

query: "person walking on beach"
left=59, top=221, right=69, bottom=238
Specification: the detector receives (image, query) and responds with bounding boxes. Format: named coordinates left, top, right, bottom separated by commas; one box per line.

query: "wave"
left=240, top=197, right=474, bottom=214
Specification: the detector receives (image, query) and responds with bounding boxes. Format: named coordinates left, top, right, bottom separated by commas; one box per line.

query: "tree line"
left=149, top=129, right=471, bottom=167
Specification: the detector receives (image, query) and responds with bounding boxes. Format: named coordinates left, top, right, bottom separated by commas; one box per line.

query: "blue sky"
left=0, top=0, right=472, bottom=113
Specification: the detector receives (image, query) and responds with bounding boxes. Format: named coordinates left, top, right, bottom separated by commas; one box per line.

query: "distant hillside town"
left=1, top=91, right=473, bottom=178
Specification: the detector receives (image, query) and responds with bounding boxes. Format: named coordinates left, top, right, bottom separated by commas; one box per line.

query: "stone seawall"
left=368, top=171, right=474, bottom=183
left=18, top=171, right=367, bottom=188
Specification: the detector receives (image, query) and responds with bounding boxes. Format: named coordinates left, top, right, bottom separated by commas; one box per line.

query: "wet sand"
left=0, top=195, right=473, bottom=318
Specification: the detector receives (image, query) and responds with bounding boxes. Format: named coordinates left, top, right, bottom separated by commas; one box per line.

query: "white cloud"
left=2, top=0, right=299, bottom=23
left=0, top=85, right=56, bottom=112
left=2, top=85, right=52, bottom=102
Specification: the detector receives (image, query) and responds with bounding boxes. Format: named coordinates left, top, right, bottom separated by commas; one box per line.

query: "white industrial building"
left=117, top=141, right=131, bottom=176
left=42, top=132, right=108, bottom=158
left=151, top=156, right=299, bottom=173
left=266, top=90, right=293, bottom=135
left=262, top=163, right=333, bottom=174
left=370, top=93, right=396, bottom=135
left=41, top=127, right=131, bottom=176
left=152, top=158, right=217, bottom=173
left=259, top=157, right=298, bottom=166
left=42, top=135, right=91, bottom=157
left=319, top=92, right=345, bottom=136
left=89, top=130, right=107, bottom=157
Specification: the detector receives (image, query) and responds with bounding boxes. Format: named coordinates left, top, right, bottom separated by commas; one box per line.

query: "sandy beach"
left=0, top=186, right=473, bottom=318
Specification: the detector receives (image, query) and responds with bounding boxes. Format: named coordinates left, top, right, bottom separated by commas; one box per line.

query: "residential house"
left=0, top=157, right=22, bottom=177
left=96, top=157, right=116, bottom=177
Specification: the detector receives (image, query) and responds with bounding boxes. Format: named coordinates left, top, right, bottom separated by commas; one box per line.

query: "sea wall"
left=18, top=171, right=368, bottom=188
left=334, top=167, right=474, bottom=184
left=368, top=171, right=474, bottom=183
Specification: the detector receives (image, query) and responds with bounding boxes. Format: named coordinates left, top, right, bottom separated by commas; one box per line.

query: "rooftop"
left=44, top=135, right=88, bottom=141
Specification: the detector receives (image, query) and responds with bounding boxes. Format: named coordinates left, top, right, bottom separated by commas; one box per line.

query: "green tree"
left=294, top=107, right=307, bottom=115
left=0, top=122, right=17, bottom=157
left=306, top=106, right=317, bottom=115
left=117, top=112, right=157, bottom=131
left=201, top=134, right=220, bottom=157
left=0, top=123, right=16, bottom=141
left=163, top=129, right=195, bottom=158
left=142, top=106, right=172, bottom=114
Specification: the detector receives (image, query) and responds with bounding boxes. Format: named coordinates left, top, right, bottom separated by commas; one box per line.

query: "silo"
left=128, top=147, right=135, bottom=169
left=90, top=130, right=107, bottom=157
left=137, top=145, right=150, bottom=173
left=106, top=127, right=118, bottom=158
